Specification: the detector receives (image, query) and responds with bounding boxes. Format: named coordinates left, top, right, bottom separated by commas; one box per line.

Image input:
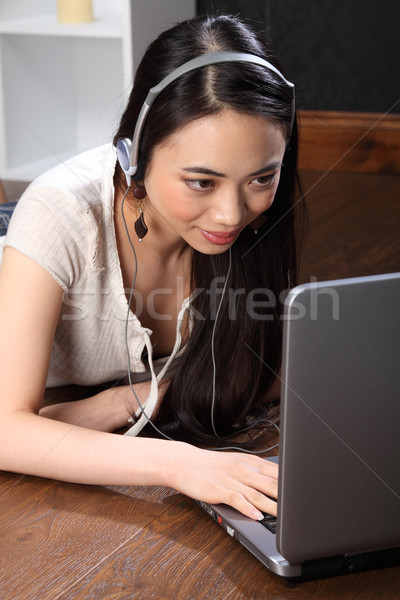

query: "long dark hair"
left=113, top=15, right=304, bottom=448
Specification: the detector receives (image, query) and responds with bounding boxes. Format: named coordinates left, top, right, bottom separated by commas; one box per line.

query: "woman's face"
left=143, top=109, right=286, bottom=254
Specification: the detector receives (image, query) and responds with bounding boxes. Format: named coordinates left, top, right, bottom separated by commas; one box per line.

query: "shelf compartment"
left=0, top=13, right=123, bottom=39
left=0, top=33, right=127, bottom=180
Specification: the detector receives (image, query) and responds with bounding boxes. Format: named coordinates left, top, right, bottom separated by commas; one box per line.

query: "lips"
left=198, top=227, right=241, bottom=245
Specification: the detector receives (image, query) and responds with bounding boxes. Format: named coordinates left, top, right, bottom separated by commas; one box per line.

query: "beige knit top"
left=0, top=145, right=190, bottom=435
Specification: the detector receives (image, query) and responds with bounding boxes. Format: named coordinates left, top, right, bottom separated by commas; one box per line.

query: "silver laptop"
left=199, top=272, right=400, bottom=580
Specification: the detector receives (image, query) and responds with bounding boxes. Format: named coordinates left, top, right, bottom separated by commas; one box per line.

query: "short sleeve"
left=3, top=186, right=89, bottom=293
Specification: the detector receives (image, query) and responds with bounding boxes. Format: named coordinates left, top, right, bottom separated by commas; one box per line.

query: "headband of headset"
left=116, top=51, right=295, bottom=186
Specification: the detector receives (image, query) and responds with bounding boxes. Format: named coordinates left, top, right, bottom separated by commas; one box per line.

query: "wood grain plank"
left=298, top=111, right=400, bottom=175
left=0, top=475, right=178, bottom=600
left=58, top=497, right=400, bottom=600
left=0, top=473, right=59, bottom=527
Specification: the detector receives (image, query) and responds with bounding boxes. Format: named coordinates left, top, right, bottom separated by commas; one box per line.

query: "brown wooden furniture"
left=0, top=179, right=8, bottom=204
left=1, top=169, right=399, bottom=599
left=298, top=111, right=400, bottom=175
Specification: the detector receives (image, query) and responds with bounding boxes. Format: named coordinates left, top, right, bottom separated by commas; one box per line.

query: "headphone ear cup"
left=116, top=138, right=137, bottom=186
left=116, top=137, right=132, bottom=172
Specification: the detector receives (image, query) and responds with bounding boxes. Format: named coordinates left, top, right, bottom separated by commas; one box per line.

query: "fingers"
left=243, top=486, right=278, bottom=518
left=224, top=490, right=266, bottom=521
left=232, top=473, right=278, bottom=519
left=218, top=455, right=279, bottom=520
left=221, top=452, right=278, bottom=475
left=171, top=445, right=278, bottom=522
left=242, top=457, right=279, bottom=481
left=223, top=486, right=278, bottom=521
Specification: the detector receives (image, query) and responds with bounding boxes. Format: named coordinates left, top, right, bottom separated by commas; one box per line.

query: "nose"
left=209, top=188, right=245, bottom=228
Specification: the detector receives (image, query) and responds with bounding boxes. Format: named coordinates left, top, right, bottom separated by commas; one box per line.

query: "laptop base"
left=198, top=500, right=400, bottom=581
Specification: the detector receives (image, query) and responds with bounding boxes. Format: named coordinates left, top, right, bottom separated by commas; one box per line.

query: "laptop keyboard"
left=260, top=512, right=277, bottom=534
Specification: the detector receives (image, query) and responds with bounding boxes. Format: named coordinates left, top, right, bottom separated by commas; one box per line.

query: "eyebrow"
left=180, top=162, right=282, bottom=178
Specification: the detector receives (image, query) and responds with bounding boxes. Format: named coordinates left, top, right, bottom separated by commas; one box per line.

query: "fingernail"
left=251, top=509, right=263, bottom=520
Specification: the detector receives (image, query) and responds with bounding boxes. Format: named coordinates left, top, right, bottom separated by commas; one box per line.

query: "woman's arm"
left=39, top=381, right=151, bottom=432
left=0, top=247, right=278, bottom=519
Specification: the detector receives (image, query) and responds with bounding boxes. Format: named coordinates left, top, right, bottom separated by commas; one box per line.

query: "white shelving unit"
left=0, top=0, right=195, bottom=183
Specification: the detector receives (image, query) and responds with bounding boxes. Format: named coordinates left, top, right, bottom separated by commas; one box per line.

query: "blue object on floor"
left=0, top=201, right=17, bottom=236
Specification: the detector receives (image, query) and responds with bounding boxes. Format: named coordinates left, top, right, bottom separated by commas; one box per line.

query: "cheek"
left=168, top=202, right=199, bottom=222
left=154, top=181, right=202, bottom=222
left=250, top=190, right=277, bottom=216
left=249, top=172, right=283, bottom=215
left=265, top=192, right=276, bottom=210
left=262, top=177, right=282, bottom=211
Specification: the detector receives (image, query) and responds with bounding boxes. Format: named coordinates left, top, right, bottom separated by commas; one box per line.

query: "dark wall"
left=197, top=0, right=400, bottom=114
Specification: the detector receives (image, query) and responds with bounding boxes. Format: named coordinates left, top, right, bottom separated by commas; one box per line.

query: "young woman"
left=0, top=15, right=301, bottom=521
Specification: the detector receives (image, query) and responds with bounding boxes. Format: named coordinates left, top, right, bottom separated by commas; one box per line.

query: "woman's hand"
left=40, top=382, right=152, bottom=432
left=165, top=443, right=278, bottom=520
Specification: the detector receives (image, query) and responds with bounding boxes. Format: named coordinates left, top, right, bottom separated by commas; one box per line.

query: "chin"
left=190, top=241, right=235, bottom=255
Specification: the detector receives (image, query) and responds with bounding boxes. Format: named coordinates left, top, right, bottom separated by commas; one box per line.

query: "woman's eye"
left=252, top=173, right=276, bottom=188
left=187, top=179, right=215, bottom=191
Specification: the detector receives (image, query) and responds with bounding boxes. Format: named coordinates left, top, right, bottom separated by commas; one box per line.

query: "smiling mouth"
left=198, top=228, right=241, bottom=245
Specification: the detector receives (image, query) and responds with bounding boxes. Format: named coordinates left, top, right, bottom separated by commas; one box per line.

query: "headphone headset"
left=116, top=51, right=295, bottom=186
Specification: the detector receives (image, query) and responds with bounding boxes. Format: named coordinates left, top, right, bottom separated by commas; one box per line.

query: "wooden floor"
left=0, top=169, right=399, bottom=599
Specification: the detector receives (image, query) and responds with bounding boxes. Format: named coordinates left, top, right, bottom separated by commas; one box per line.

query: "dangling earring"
left=249, top=214, right=267, bottom=235
left=133, top=184, right=148, bottom=242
